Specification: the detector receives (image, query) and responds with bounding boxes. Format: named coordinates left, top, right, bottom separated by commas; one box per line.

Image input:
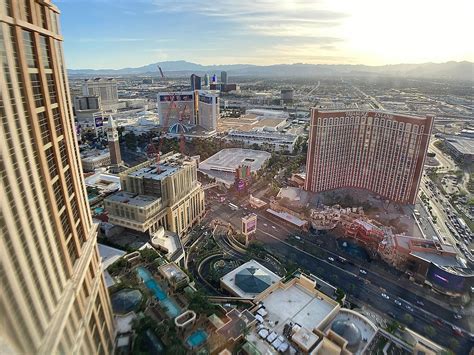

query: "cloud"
left=149, top=0, right=346, bottom=41
left=77, top=38, right=146, bottom=43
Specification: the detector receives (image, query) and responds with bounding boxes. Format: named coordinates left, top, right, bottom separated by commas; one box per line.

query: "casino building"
left=157, top=90, right=219, bottom=132
left=305, top=110, right=433, bottom=204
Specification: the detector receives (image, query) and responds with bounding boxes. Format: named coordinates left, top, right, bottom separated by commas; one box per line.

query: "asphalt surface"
left=203, top=197, right=473, bottom=353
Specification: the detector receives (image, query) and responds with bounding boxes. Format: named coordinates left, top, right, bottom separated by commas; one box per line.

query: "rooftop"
left=80, top=149, right=110, bottom=162
left=266, top=209, right=308, bottom=227
left=200, top=148, right=271, bottom=172
left=220, top=260, right=281, bottom=299
left=445, top=135, right=474, bottom=155
left=98, top=243, right=126, bottom=270
left=105, top=191, right=158, bottom=208
left=128, top=163, right=178, bottom=181
left=258, top=282, right=337, bottom=332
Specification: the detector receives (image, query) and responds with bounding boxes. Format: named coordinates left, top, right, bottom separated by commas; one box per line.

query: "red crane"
left=146, top=94, right=176, bottom=171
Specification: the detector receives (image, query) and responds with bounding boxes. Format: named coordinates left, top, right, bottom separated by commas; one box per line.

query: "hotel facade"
left=1, top=1, right=115, bottom=353
left=305, top=110, right=433, bottom=204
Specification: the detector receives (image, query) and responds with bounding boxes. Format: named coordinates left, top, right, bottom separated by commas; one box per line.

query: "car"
left=388, top=312, right=396, bottom=318
left=454, top=313, right=462, bottom=319
left=359, top=269, right=367, bottom=275
left=294, top=235, right=301, bottom=240
left=381, top=293, right=390, bottom=300
left=394, top=300, right=402, bottom=306
left=405, top=305, right=414, bottom=312
left=263, top=223, right=268, bottom=227
left=452, top=326, right=463, bottom=337
left=328, top=257, right=335, bottom=262
left=416, top=300, right=425, bottom=306
left=272, top=225, right=276, bottom=229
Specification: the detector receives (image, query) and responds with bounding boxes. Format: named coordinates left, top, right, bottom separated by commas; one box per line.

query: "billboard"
left=242, top=214, right=257, bottom=236
left=426, top=264, right=471, bottom=292
left=95, top=116, right=103, bottom=127
left=246, top=218, right=256, bottom=234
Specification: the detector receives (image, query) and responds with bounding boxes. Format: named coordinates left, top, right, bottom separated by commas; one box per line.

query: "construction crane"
left=146, top=94, right=176, bottom=171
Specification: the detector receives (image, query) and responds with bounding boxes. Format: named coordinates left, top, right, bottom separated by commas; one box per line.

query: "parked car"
left=381, top=293, right=390, bottom=300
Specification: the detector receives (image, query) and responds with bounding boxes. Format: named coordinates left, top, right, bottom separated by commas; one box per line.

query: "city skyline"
left=58, top=0, right=473, bottom=69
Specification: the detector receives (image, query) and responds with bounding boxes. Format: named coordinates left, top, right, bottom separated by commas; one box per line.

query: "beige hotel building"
left=1, top=1, right=115, bottom=354
left=104, top=153, right=205, bottom=236
left=306, top=110, right=433, bottom=204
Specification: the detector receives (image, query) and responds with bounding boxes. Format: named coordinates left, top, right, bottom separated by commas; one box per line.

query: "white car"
left=263, top=223, right=268, bottom=227
left=328, top=256, right=335, bottom=262
left=381, top=293, right=390, bottom=300
left=272, top=225, right=276, bottom=229
left=294, top=236, right=301, bottom=240
left=359, top=269, right=367, bottom=275
left=394, top=300, right=402, bottom=306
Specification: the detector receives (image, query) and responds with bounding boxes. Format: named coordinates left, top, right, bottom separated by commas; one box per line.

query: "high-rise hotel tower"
left=305, top=110, right=433, bottom=204
left=0, top=1, right=115, bottom=353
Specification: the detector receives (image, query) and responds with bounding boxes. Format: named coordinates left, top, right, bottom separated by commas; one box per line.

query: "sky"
left=57, top=0, right=473, bottom=69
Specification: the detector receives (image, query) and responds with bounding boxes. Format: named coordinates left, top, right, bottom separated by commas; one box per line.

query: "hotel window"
left=30, top=74, right=44, bottom=107
left=22, top=30, right=36, bottom=67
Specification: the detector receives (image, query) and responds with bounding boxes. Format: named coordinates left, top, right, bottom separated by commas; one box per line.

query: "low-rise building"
left=443, top=135, right=474, bottom=164
left=80, top=149, right=111, bottom=172
left=226, top=130, right=298, bottom=152
left=104, top=153, right=205, bottom=236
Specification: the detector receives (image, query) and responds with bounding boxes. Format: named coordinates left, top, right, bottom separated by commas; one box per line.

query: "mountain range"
left=68, top=60, right=474, bottom=81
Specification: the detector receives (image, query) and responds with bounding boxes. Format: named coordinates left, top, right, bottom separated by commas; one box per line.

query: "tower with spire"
left=107, top=115, right=122, bottom=170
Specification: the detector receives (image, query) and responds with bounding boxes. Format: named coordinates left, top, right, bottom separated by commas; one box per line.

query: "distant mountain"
left=68, top=60, right=474, bottom=81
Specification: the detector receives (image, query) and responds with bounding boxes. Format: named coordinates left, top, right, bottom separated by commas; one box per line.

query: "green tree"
left=140, top=248, right=158, bottom=263
left=448, top=338, right=459, bottom=351
left=424, top=325, right=436, bottom=338
left=402, top=313, right=414, bottom=325
left=124, top=131, right=138, bottom=150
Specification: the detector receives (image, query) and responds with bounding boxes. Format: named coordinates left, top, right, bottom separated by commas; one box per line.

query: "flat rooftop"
left=128, top=163, right=178, bottom=181
left=199, top=148, right=271, bottom=186
left=200, top=148, right=271, bottom=172
left=159, top=263, right=187, bottom=282
left=105, top=191, right=158, bottom=207
left=266, top=209, right=308, bottom=227
left=261, top=283, right=337, bottom=332
left=445, top=136, right=474, bottom=155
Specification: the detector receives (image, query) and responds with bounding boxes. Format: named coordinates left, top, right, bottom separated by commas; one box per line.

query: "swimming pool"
left=186, top=329, right=208, bottom=348
left=136, top=267, right=181, bottom=318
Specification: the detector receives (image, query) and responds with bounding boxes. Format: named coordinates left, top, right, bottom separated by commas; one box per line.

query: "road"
left=253, top=227, right=473, bottom=354
left=203, top=198, right=473, bottom=353
left=428, top=139, right=456, bottom=172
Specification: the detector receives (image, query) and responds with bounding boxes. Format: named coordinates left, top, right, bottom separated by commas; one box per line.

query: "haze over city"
left=1, top=1, right=473, bottom=355
left=59, top=0, right=474, bottom=69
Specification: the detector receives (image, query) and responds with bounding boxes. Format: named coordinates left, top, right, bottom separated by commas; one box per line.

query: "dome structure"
left=234, top=266, right=272, bottom=294
left=331, top=319, right=362, bottom=348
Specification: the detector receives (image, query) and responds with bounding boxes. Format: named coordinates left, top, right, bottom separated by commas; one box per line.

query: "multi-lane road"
left=203, top=199, right=473, bottom=353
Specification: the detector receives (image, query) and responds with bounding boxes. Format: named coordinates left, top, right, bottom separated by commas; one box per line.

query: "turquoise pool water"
left=186, top=329, right=208, bottom=348
left=94, top=207, right=104, bottom=214
left=137, top=267, right=181, bottom=318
